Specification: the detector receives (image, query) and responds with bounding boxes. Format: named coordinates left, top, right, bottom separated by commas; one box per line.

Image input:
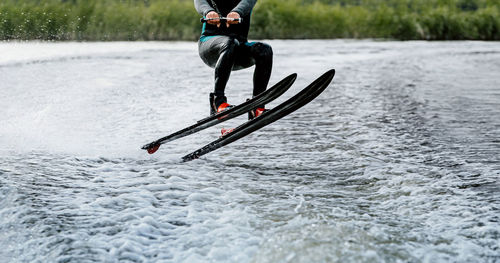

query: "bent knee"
left=252, top=42, right=273, bottom=58
left=254, top=42, right=273, bottom=56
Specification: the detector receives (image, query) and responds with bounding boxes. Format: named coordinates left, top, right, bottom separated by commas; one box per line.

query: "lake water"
left=0, top=40, right=499, bottom=262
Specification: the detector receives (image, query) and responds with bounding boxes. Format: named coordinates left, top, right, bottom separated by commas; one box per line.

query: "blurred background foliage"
left=0, top=0, right=498, bottom=40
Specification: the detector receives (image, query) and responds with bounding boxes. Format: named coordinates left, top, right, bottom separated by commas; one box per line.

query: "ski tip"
left=324, top=68, right=335, bottom=77
left=146, top=144, right=160, bottom=154
left=282, top=73, right=298, bottom=85
left=320, top=69, right=336, bottom=85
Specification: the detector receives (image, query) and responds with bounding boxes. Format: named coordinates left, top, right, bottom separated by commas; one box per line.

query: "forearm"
left=232, top=0, right=257, bottom=16
left=194, top=0, right=216, bottom=16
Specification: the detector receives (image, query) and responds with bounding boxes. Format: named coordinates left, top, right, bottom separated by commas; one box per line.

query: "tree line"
left=0, top=0, right=498, bottom=40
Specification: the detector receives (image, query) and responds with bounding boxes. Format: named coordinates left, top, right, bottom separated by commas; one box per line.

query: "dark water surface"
left=0, top=40, right=499, bottom=262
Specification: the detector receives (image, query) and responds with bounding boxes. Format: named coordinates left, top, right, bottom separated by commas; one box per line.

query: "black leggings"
left=198, top=36, right=273, bottom=98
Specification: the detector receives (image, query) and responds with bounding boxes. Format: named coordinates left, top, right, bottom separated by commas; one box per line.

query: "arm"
left=194, top=0, right=216, bottom=17
left=195, top=0, right=221, bottom=27
left=231, top=0, right=257, bottom=17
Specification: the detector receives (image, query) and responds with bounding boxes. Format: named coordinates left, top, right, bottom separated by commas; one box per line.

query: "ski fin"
left=146, top=144, right=160, bottom=154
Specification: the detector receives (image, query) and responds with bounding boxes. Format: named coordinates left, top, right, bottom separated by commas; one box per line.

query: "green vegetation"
left=0, top=0, right=498, bottom=40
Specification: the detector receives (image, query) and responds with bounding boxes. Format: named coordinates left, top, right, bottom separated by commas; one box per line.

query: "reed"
left=0, top=0, right=498, bottom=40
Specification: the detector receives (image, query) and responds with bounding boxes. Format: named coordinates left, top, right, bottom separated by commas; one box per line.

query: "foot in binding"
left=248, top=107, right=267, bottom=120
left=210, top=93, right=234, bottom=116
left=220, top=127, right=235, bottom=137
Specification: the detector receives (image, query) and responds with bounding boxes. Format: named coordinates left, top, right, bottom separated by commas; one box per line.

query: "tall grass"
left=251, top=0, right=500, bottom=40
left=0, top=0, right=498, bottom=40
left=0, top=0, right=200, bottom=40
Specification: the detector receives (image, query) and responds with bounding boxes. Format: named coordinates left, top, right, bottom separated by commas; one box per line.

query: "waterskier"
left=194, top=0, right=273, bottom=119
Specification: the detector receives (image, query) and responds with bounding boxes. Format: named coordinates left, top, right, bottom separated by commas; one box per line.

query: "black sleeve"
left=231, top=0, right=257, bottom=16
left=194, top=0, right=216, bottom=16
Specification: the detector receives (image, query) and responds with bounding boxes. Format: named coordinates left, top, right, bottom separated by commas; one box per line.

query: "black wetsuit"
left=194, top=0, right=273, bottom=107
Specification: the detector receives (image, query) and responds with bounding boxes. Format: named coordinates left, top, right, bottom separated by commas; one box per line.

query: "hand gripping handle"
left=200, top=17, right=243, bottom=23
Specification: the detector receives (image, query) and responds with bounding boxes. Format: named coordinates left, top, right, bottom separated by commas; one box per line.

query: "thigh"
left=198, top=35, right=235, bottom=68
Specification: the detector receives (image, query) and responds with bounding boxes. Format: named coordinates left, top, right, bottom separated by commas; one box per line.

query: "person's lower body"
left=198, top=35, right=273, bottom=115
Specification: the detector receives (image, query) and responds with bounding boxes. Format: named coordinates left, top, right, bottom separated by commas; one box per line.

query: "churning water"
left=0, top=40, right=499, bottom=262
